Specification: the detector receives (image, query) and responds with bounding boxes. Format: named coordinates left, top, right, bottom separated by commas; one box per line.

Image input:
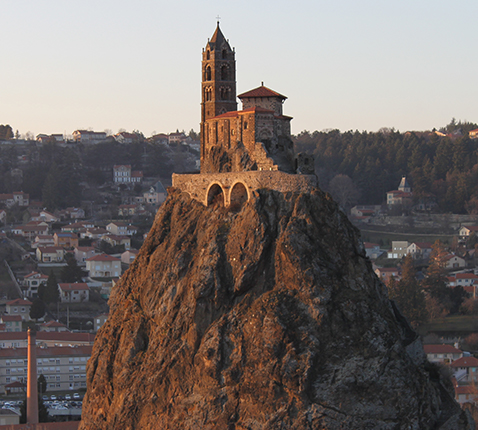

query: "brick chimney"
left=27, top=328, right=39, bottom=424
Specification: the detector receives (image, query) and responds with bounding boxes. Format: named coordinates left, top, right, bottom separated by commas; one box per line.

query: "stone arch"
left=206, top=182, right=225, bottom=207
left=205, top=65, right=211, bottom=81
left=229, top=181, right=249, bottom=208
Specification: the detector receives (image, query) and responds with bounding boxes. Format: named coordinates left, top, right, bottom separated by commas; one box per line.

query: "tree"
left=328, top=174, right=361, bottom=212
left=38, top=374, right=47, bottom=395
left=29, top=298, right=45, bottom=320
left=60, top=253, right=84, bottom=283
left=39, top=270, right=59, bottom=304
left=387, top=255, right=428, bottom=328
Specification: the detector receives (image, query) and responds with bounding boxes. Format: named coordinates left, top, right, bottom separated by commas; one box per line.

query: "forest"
left=0, top=137, right=198, bottom=211
left=294, top=119, right=478, bottom=213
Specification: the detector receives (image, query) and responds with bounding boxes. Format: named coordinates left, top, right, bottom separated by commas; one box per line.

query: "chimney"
left=27, top=328, right=39, bottom=424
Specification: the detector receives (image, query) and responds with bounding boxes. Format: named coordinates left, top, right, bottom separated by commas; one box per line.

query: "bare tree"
left=328, top=174, right=361, bottom=212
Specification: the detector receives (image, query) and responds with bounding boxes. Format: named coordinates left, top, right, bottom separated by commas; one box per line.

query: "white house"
left=423, top=344, right=463, bottom=364
left=388, top=241, right=409, bottom=259
left=85, top=254, right=121, bottom=278
left=22, top=272, right=48, bottom=298
left=58, top=283, right=90, bottom=303
left=4, top=299, right=32, bottom=322
left=406, top=242, right=432, bottom=260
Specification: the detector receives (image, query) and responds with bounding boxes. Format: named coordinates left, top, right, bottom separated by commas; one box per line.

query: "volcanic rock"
left=80, top=188, right=473, bottom=429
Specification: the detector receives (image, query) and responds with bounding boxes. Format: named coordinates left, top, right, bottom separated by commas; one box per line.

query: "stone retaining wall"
left=172, top=171, right=318, bottom=206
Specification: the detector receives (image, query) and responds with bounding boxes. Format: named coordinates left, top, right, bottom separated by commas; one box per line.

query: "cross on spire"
left=216, top=15, right=221, bottom=25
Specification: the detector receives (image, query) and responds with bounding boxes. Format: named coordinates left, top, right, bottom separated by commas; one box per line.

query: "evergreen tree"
left=29, top=298, right=45, bottom=320
left=39, top=270, right=59, bottom=304
left=60, top=253, right=84, bottom=283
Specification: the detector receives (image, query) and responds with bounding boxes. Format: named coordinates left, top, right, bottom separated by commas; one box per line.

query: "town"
left=0, top=123, right=478, bottom=422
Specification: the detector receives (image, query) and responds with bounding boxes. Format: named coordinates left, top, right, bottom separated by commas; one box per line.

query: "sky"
left=1, top=0, right=477, bottom=138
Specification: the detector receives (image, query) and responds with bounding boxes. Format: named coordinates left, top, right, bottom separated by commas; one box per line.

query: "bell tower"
left=200, top=22, right=237, bottom=165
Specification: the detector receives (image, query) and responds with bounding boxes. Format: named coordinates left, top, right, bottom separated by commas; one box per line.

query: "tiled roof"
left=238, top=85, right=287, bottom=100
left=450, top=356, right=478, bottom=367
left=86, top=253, right=120, bottom=262
left=6, top=299, right=32, bottom=306
left=0, top=331, right=95, bottom=343
left=1, top=315, right=22, bottom=322
left=423, top=344, right=462, bottom=354
left=0, top=345, right=93, bottom=358
left=59, top=283, right=89, bottom=292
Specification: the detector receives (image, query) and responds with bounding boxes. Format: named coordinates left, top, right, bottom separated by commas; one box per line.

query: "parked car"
left=50, top=395, right=57, bottom=400
left=73, top=393, right=80, bottom=399
left=65, top=394, right=71, bottom=400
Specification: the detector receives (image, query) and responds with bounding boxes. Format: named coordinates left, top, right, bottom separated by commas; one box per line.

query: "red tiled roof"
left=2, top=315, right=22, bottom=322
left=423, top=344, right=462, bottom=354
left=0, top=331, right=95, bottom=343
left=58, top=283, right=89, bottom=292
left=41, top=320, right=67, bottom=327
left=411, top=242, right=432, bottom=249
left=455, top=385, right=478, bottom=395
left=0, top=345, right=93, bottom=358
left=86, top=253, right=120, bottom=262
left=6, top=299, right=32, bottom=306
left=238, top=85, right=287, bottom=100
left=450, top=356, right=478, bottom=368
left=364, top=242, right=379, bottom=248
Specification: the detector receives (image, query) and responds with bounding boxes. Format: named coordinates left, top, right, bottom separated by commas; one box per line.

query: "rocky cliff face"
left=80, top=188, right=473, bottom=429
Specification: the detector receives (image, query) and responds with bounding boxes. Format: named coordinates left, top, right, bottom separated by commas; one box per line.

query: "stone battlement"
left=172, top=171, right=317, bottom=207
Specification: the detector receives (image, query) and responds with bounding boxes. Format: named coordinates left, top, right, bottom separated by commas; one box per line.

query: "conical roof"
left=207, top=23, right=231, bottom=51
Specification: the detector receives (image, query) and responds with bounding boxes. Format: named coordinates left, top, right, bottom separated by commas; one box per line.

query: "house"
left=106, top=221, right=137, bottom=236
left=22, top=271, right=48, bottom=298
left=469, top=129, right=478, bottom=139
left=455, top=385, right=478, bottom=405
left=32, top=234, right=55, bottom=249
left=114, top=131, right=139, bottom=144
left=83, top=227, right=108, bottom=240
left=0, top=191, right=29, bottom=208
left=168, top=132, right=187, bottom=144
left=113, top=165, right=143, bottom=184
left=58, top=283, right=90, bottom=303
left=65, top=207, right=85, bottom=219
left=0, top=315, right=22, bottom=332
left=36, top=246, right=65, bottom=263
left=350, top=205, right=381, bottom=217
left=374, top=267, right=401, bottom=283
left=406, top=242, right=432, bottom=260
left=20, top=222, right=49, bottom=242
left=444, top=254, right=466, bottom=270
left=101, top=234, right=131, bottom=250
left=39, top=320, right=69, bottom=332
left=94, top=313, right=108, bottom=332
left=74, top=246, right=97, bottom=265
left=4, top=299, right=32, bottom=322
left=363, top=242, right=382, bottom=260
left=30, top=210, right=58, bottom=223
left=459, top=225, right=478, bottom=239
left=62, top=221, right=95, bottom=233
left=106, top=221, right=128, bottom=235
left=386, top=177, right=413, bottom=207
left=118, top=204, right=142, bottom=217
left=387, top=241, right=409, bottom=259
left=85, top=254, right=121, bottom=278
left=142, top=181, right=167, bottom=208
left=423, top=344, right=463, bottom=364
left=446, top=273, right=478, bottom=288
left=0, top=406, right=20, bottom=424
left=54, top=232, right=79, bottom=248
left=72, top=129, right=107, bottom=143
left=121, top=249, right=139, bottom=265
left=450, top=356, right=478, bottom=382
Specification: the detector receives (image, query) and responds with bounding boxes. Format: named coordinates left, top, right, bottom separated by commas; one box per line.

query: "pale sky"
left=1, top=0, right=477, bottom=137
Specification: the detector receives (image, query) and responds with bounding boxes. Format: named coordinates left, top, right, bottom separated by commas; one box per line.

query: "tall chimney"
left=27, top=328, right=39, bottom=424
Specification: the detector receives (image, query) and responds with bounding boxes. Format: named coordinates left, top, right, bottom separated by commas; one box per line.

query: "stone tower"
left=200, top=22, right=237, bottom=166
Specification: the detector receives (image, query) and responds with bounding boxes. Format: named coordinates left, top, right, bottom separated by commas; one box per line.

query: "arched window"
left=205, top=66, right=211, bottom=81
left=221, top=65, right=228, bottom=80
left=222, top=49, right=227, bottom=59
left=206, top=50, right=210, bottom=60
